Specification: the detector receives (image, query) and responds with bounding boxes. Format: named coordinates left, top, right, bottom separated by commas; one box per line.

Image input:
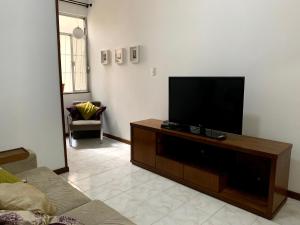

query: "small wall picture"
left=115, top=48, right=125, bottom=64
left=101, top=50, right=110, bottom=65
left=130, top=45, right=140, bottom=64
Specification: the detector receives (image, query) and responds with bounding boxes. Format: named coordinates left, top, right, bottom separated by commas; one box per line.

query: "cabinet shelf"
left=220, top=187, right=268, bottom=214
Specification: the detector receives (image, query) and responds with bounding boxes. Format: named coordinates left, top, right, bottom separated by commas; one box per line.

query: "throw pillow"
left=0, top=168, right=21, bottom=183
left=75, top=101, right=99, bottom=120
left=0, top=210, right=83, bottom=225
left=91, top=106, right=107, bottom=120
left=0, top=210, right=51, bottom=225
left=66, top=105, right=83, bottom=120
left=0, top=182, right=56, bottom=215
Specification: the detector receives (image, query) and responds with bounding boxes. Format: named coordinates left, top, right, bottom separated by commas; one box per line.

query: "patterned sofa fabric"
left=63, top=200, right=135, bottom=225
left=16, top=167, right=90, bottom=215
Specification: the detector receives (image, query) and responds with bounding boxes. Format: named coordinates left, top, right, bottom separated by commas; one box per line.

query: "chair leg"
left=69, top=131, right=73, bottom=147
left=100, top=128, right=103, bottom=142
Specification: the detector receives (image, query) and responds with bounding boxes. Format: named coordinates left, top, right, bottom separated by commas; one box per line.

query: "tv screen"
left=169, top=77, right=245, bottom=134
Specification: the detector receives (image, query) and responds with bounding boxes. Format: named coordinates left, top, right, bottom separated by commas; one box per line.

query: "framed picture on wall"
left=130, top=46, right=140, bottom=64
left=101, top=50, right=110, bottom=65
left=115, top=48, right=125, bottom=64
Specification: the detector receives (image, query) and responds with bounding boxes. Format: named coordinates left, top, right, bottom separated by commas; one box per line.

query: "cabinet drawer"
left=132, top=127, right=156, bottom=167
left=156, top=156, right=183, bottom=179
left=184, top=165, right=226, bottom=192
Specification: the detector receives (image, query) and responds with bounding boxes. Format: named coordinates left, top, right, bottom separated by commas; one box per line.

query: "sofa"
left=1, top=150, right=135, bottom=225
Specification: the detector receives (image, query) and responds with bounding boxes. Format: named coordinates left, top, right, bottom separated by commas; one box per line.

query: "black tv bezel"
left=168, top=76, right=245, bottom=135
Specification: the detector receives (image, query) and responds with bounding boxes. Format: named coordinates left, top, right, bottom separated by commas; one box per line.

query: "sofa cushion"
left=67, top=105, right=84, bottom=120
left=63, top=200, right=135, bottom=225
left=0, top=168, right=21, bottom=183
left=70, top=120, right=101, bottom=131
left=0, top=182, right=56, bottom=215
left=16, top=167, right=90, bottom=215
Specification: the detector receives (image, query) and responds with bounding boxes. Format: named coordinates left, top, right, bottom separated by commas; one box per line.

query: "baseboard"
left=54, top=166, right=69, bottom=175
left=103, top=133, right=131, bottom=145
left=288, top=190, right=300, bottom=201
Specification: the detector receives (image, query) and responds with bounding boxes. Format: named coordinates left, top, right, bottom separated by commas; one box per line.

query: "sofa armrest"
left=1, top=149, right=37, bottom=174
left=94, top=106, right=106, bottom=120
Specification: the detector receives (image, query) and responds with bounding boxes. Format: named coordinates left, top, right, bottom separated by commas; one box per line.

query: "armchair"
left=67, top=101, right=106, bottom=147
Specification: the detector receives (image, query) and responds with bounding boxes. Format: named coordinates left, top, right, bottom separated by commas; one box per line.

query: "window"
left=59, top=15, right=88, bottom=93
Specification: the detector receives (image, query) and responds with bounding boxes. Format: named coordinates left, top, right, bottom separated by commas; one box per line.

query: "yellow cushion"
left=0, top=168, right=21, bottom=183
left=75, top=102, right=99, bottom=120
left=0, top=182, right=56, bottom=215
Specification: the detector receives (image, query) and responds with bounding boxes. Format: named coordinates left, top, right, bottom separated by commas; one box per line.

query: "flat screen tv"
left=169, top=77, right=245, bottom=134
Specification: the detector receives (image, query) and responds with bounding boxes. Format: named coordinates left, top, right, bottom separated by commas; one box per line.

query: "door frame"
left=54, top=0, right=69, bottom=174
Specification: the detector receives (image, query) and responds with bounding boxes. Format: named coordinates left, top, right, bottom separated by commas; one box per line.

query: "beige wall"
left=0, top=0, right=65, bottom=170
left=87, top=0, right=300, bottom=192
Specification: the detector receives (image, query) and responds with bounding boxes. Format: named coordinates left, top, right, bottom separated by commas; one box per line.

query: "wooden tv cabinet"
left=130, top=119, right=292, bottom=219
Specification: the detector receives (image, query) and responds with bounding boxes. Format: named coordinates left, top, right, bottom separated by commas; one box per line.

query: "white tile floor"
left=61, top=137, right=300, bottom=225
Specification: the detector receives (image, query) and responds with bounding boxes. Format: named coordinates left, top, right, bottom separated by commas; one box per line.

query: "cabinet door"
left=132, top=127, right=156, bottom=167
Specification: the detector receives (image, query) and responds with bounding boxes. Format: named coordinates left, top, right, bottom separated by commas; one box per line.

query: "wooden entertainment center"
left=130, top=119, right=292, bottom=219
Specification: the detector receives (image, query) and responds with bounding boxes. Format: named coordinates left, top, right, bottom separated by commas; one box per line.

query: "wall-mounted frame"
left=130, top=45, right=140, bottom=64
left=101, top=50, right=110, bottom=65
left=115, top=48, right=125, bottom=64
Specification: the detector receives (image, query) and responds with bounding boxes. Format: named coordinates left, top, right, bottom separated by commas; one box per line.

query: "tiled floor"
left=61, top=137, right=300, bottom=225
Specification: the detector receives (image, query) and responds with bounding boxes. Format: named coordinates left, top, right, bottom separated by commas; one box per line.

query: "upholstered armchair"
left=67, top=101, right=106, bottom=147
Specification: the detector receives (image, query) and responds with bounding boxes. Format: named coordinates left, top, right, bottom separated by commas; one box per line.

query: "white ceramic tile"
left=189, top=193, right=225, bottom=214
left=143, top=176, right=176, bottom=192
left=71, top=169, right=119, bottom=191
left=251, top=217, right=280, bottom=225
left=273, top=198, right=300, bottom=225
left=105, top=192, right=144, bottom=214
left=125, top=169, right=158, bottom=184
left=106, top=174, right=144, bottom=192
left=146, top=192, right=184, bottom=215
left=124, top=182, right=162, bottom=201
left=122, top=203, right=165, bottom=225
left=84, top=182, right=124, bottom=201
left=163, top=183, right=199, bottom=203
left=201, top=217, right=228, bottom=225
left=154, top=202, right=211, bottom=225
left=212, top=204, right=257, bottom=225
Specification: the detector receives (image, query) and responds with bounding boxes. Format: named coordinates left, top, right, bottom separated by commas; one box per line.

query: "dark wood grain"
left=184, top=164, right=225, bottom=192
left=131, top=119, right=292, bottom=158
left=156, top=155, right=183, bottom=179
left=0, top=148, right=29, bottom=164
left=287, top=190, right=300, bottom=201
left=103, top=133, right=131, bottom=145
left=132, top=127, right=156, bottom=167
left=55, top=0, right=68, bottom=169
left=53, top=166, right=69, bottom=174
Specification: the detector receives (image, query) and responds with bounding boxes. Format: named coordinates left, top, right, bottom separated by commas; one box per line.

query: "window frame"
left=59, top=13, right=90, bottom=94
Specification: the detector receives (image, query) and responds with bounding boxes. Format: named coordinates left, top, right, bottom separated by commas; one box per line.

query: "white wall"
left=0, top=0, right=65, bottom=170
left=87, top=0, right=300, bottom=192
